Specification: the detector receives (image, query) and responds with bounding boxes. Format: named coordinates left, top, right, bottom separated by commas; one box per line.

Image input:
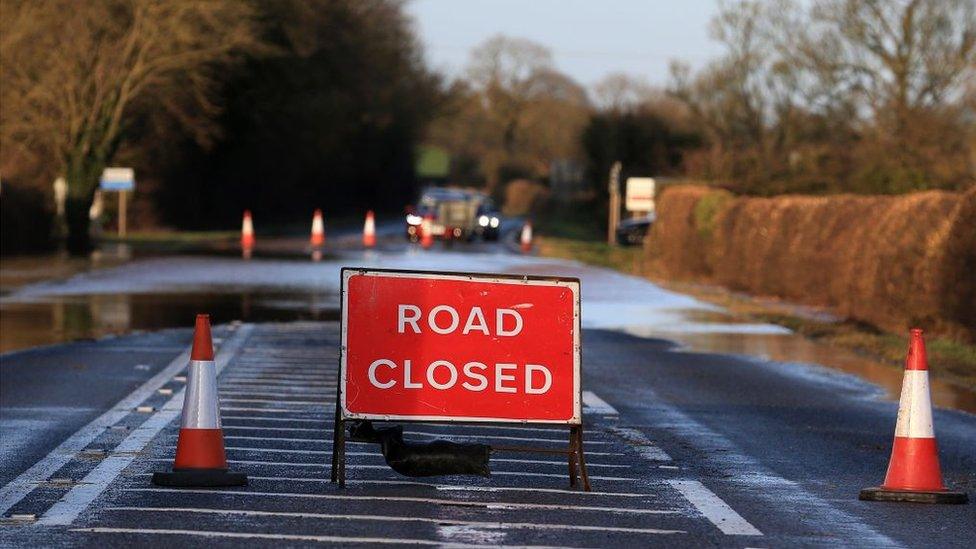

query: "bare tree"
left=592, top=73, right=653, bottom=113
left=455, top=35, right=588, bottom=189
left=669, top=0, right=975, bottom=193
left=0, top=0, right=259, bottom=253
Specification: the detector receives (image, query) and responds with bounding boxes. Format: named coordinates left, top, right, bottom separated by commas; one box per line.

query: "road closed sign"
left=339, top=268, right=581, bottom=424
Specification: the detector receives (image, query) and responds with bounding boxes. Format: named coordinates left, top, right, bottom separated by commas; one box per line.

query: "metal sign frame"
left=331, top=267, right=590, bottom=490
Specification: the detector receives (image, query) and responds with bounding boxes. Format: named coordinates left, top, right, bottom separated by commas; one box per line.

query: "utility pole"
left=607, top=161, right=621, bottom=246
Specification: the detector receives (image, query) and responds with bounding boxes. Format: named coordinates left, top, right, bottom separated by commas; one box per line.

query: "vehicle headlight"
left=489, top=217, right=500, bottom=228
left=478, top=215, right=489, bottom=227
left=406, top=214, right=422, bottom=225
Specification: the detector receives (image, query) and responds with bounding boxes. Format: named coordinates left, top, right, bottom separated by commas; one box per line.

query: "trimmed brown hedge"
left=646, top=185, right=976, bottom=341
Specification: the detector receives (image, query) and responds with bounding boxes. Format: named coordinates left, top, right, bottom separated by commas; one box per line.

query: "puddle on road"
left=0, top=292, right=338, bottom=353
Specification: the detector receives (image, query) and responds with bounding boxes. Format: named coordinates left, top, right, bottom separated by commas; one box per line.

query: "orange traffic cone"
left=241, top=210, right=255, bottom=250
left=420, top=214, right=434, bottom=249
left=310, top=209, right=325, bottom=247
left=520, top=221, right=533, bottom=253
left=152, top=314, right=247, bottom=487
left=860, top=329, right=967, bottom=504
left=363, top=210, right=376, bottom=248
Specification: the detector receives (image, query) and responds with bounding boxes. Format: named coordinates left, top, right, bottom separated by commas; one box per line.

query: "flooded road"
left=2, top=244, right=974, bottom=414
left=3, top=242, right=975, bottom=548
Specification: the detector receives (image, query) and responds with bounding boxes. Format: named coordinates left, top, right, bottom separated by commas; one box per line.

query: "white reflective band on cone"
left=894, top=370, right=934, bottom=438
left=181, top=360, right=222, bottom=429
left=522, top=225, right=532, bottom=243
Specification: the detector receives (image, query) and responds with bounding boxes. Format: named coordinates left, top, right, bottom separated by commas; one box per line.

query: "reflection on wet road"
left=0, top=292, right=337, bottom=353
left=2, top=241, right=974, bottom=414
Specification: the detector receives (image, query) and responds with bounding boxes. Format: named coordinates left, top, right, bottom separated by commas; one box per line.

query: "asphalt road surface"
left=1, top=238, right=974, bottom=547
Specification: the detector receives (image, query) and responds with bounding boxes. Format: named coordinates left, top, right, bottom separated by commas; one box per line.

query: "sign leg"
left=568, top=428, right=579, bottom=488
left=330, top=419, right=340, bottom=482
left=574, top=426, right=591, bottom=492
left=336, top=421, right=346, bottom=486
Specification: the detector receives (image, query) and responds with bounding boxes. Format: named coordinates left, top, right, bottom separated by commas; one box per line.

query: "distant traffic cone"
left=420, top=214, right=434, bottom=249
left=241, top=210, right=255, bottom=250
left=152, top=314, right=247, bottom=487
left=363, top=210, right=376, bottom=248
left=520, top=221, right=533, bottom=253
left=859, top=329, right=967, bottom=504
left=310, top=209, right=325, bottom=247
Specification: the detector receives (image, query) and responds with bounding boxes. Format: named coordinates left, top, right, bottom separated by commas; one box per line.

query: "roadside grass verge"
left=536, top=237, right=645, bottom=276
left=103, top=230, right=238, bottom=243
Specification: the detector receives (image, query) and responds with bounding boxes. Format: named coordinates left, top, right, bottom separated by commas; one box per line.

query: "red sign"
left=340, top=268, right=581, bottom=424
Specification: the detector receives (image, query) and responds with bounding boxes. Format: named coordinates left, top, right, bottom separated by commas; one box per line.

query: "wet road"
left=1, top=237, right=974, bottom=547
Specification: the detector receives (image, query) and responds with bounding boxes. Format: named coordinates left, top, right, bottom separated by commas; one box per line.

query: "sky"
left=406, top=0, right=725, bottom=89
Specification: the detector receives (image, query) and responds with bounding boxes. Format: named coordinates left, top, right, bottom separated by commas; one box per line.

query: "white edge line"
left=0, top=335, right=195, bottom=515
left=667, top=480, right=762, bottom=536
left=33, top=325, right=254, bottom=526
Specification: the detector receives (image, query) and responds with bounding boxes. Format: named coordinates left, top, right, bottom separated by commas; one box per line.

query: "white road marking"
left=223, top=446, right=329, bottom=455
left=220, top=388, right=332, bottom=394
left=0, top=328, right=217, bottom=515
left=222, top=375, right=333, bottom=381
left=492, top=458, right=630, bottom=469
left=70, top=528, right=456, bottom=546
left=104, top=506, right=683, bottom=534
left=33, top=326, right=254, bottom=526
left=217, top=440, right=629, bottom=468
left=158, top=447, right=633, bottom=480
left=218, top=390, right=333, bottom=404
left=401, top=431, right=611, bottom=445
left=667, top=480, right=762, bottom=536
left=220, top=380, right=335, bottom=387
left=213, top=430, right=610, bottom=445
left=221, top=416, right=328, bottom=423
left=220, top=406, right=329, bottom=414
left=223, top=425, right=323, bottom=432
left=220, top=398, right=331, bottom=405
left=230, top=367, right=326, bottom=373
left=245, top=477, right=654, bottom=497
left=222, top=418, right=577, bottom=435
left=124, top=488, right=671, bottom=514
left=147, top=456, right=374, bottom=467
left=222, top=374, right=329, bottom=381
left=582, top=391, right=618, bottom=415
left=645, top=391, right=896, bottom=545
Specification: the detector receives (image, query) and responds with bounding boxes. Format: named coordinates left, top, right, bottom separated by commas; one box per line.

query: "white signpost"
left=99, top=167, right=135, bottom=236
left=625, top=177, right=655, bottom=214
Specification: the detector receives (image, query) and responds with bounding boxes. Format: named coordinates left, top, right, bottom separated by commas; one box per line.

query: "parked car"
left=616, top=214, right=655, bottom=246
